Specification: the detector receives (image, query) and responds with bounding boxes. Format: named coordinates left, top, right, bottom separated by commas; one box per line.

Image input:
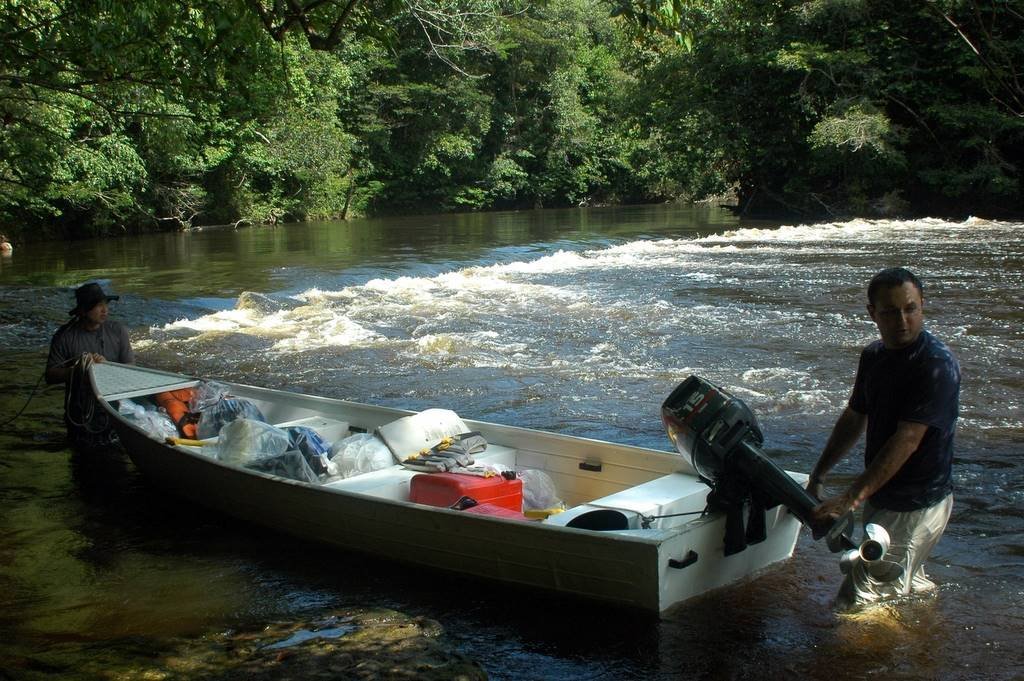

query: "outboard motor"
left=662, top=375, right=855, bottom=555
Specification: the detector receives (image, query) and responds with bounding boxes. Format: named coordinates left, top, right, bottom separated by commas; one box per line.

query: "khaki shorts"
left=836, top=494, right=953, bottom=610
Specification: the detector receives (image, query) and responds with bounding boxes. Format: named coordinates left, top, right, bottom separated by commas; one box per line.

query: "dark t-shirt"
left=46, top=319, right=134, bottom=445
left=46, top=319, right=134, bottom=373
left=849, top=329, right=960, bottom=510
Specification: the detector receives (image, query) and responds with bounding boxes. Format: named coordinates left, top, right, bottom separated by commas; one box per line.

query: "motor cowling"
left=662, top=375, right=854, bottom=554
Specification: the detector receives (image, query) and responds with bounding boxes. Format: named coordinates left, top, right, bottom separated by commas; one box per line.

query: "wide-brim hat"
left=69, top=282, right=120, bottom=315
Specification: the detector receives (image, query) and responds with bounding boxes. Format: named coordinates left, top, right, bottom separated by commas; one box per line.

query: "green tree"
left=612, top=0, right=1024, bottom=216
left=478, top=0, right=650, bottom=208
left=0, top=0, right=514, bottom=237
left=0, top=1, right=273, bottom=234
left=207, top=44, right=361, bottom=224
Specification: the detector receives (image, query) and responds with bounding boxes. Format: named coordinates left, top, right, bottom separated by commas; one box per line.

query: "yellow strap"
left=524, top=507, right=565, bottom=520
left=414, top=435, right=456, bottom=458
left=165, top=437, right=214, bottom=447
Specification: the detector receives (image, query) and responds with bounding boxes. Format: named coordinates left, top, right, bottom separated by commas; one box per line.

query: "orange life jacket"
left=155, top=388, right=199, bottom=438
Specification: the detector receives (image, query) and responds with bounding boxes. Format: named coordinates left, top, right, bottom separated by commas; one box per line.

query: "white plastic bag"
left=215, top=418, right=291, bottom=466
left=330, top=433, right=396, bottom=478
left=118, top=398, right=178, bottom=441
left=519, top=469, right=563, bottom=511
left=189, top=380, right=229, bottom=412
left=135, top=410, right=179, bottom=441
left=117, top=398, right=145, bottom=420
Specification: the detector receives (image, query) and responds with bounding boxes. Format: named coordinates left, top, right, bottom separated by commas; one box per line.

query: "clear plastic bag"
left=246, top=450, right=319, bottom=483
left=117, top=398, right=146, bottom=420
left=196, top=397, right=266, bottom=440
left=286, top=426, right=334, bottom=477
left=189, top=381, right=229, bottom=412
left=215, top=418, right=291, bottom=466
left=128, top=408, right=179, bottom=442
left=518, top=469, right=563, bottom=511
left=330, top=433, right=396, bottom=478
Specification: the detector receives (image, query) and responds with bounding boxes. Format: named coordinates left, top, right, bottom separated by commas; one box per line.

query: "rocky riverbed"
left=84, top=608, right=488, bottom=681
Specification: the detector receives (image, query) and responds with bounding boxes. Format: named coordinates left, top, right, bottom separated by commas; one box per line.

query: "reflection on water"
left=1, top=206, right=1023, bottom=680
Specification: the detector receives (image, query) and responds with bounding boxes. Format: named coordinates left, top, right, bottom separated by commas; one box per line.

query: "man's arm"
left=811, top=420, right=929, bottom=523
left=808, top=406, right=867, bottom=499
left=45, top=334, right=72, bottom=384
left=117, top=324, right=134, bottom=364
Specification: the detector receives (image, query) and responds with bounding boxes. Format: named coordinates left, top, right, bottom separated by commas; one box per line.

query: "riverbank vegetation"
left=2, top=1, right=1021, bottom=240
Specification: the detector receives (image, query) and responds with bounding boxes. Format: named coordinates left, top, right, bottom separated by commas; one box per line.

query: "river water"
left=1, top=205, right=1021, bottom=679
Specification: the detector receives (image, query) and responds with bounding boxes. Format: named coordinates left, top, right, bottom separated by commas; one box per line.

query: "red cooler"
left=410, top=472, right=523, bottom=511
left=463, top=503, right=529, bottom=521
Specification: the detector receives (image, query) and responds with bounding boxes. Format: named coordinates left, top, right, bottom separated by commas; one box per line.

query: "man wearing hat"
left=46, top=282, right=134, bottom=445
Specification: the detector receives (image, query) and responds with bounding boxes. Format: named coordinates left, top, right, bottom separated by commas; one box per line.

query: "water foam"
left=147, top=218, right=1022, bottom=424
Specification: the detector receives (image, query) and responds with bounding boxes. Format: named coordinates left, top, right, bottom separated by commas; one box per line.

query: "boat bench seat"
left=544, top=472, right=709, bottom=530
left=587, top=473, right=708, bottom=513
left=323, top=465, right=417, bottom=499
left=273, top=415, right=351, bottom=444
left=474, top=443, right=517, bottom=467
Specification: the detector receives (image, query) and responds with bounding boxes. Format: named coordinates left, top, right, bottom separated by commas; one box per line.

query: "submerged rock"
left=236, top=291, right=298, bottom=315
left=110, top=607, right=487, bottom=681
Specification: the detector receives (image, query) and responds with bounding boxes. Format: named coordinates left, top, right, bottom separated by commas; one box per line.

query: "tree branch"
left=927, top=1, right=1024, bottom=116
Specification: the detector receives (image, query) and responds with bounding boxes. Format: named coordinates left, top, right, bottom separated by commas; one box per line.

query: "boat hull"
left=94, top=363, right=804, bottom=612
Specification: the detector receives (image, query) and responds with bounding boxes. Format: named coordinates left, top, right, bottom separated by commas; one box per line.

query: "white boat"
left=89, top=361, right=806, bottom=613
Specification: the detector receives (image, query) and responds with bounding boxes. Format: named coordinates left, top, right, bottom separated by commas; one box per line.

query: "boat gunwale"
left=90, top=363, right=709, bottom=547
left=87, top=362, right=806, bottom=613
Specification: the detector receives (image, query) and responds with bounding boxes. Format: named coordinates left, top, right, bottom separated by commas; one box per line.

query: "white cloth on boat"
left=376, top=408, right=470, bottom=460
left=836, top=494, right=953, bottom=610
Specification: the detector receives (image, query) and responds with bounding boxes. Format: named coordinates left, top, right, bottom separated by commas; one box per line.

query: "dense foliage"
left=1, top=0, right=1021, bottom=240
left=618, top=0, right=1024, bottom=216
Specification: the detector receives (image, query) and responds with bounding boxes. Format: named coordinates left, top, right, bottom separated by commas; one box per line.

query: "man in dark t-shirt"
left=809, top=267, right=960, bottom=609
left=46, top=282, right=134, bottom=447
